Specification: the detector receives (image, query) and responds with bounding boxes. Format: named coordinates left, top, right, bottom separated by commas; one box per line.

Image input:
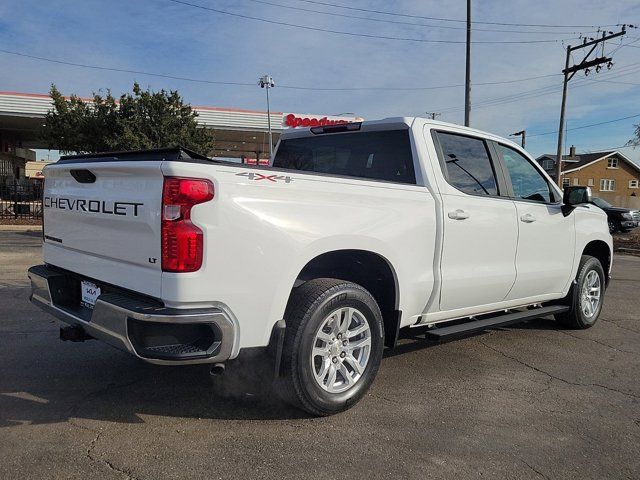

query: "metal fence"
left=0, top=181, right=44, bottom=220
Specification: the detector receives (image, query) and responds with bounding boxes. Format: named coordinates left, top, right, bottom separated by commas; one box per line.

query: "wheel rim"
left=580, top=270, right=601, bottom=319
left=608, top=220, right=615, bottom=233
left=310, top=307, right=372, bottom=394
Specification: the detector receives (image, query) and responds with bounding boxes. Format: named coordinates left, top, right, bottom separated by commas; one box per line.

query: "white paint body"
left=42, top=118, right=612, bottom=357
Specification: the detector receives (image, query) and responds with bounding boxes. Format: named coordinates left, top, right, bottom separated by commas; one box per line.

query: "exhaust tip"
left=210, top=363, right=226, bottom=376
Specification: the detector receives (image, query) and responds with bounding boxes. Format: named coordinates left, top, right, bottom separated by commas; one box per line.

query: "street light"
left=510, top=130, right=526, bottom=148
left=258, top=74, right=275, bottom=159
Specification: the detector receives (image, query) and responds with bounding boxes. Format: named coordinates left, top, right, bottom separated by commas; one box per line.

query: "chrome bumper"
left=28, top=264, right=236, bottom=365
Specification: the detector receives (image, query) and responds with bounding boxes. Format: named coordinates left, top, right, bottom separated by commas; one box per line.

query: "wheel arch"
left=582, top=239, right=612, bottom=286
left=292, top=249, right=401, bottom=349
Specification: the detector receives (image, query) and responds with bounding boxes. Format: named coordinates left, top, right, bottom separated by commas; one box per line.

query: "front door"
left=496, top=144, right=576, bottom=300
left=434, top=131, right=519, bottom=312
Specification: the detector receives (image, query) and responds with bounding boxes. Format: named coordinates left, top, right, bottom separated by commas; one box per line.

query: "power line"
left=438, top=81, right=564, bottom=113
left=280, top=73, right=559, bottom=91
left=439, top=61, right=640, bottom=112
left=243, top=0, right=594, bottom=34
left=437, top=73, right=631, bottom=113
left=573, top=144, right=635, bottom=152
left=0, top=48, right=559, bottom=92
left=528, top=113, right=640, bottom=137
left=0, top=48, right=255, bottom=87
left=293, top=0, right=624, bottom=28
left=584, top=60, right=640, bottom=85
left=445, top=67, right=640, bottom=112
left=166, top=0, right=580, bottom=44
left=436, top=62, right=640, bottom=113
left=1, top=44, right=635, bottom=100
left=5, top=45, right=635, bottom=98
left=589, top=78, right=640, bottom=86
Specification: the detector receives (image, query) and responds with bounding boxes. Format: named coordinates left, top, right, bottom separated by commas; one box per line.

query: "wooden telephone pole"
left=464, top=0, right=472, bottom=127
left=554, top=27, right=627, bottom=187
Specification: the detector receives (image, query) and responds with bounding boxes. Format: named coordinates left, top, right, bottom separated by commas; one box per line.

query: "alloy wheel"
left=310, top=307, right=372, bottom=393
left=580, top=270, right=601, bottom=319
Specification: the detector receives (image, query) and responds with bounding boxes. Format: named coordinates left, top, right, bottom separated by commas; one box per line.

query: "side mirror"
left=562, top=186, right=592, bottom=216
left=563, top=186, right=592, bottom=206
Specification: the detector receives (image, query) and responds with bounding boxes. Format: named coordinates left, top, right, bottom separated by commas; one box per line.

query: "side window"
left=499, top=145, right=554, bottom=203
left=436, top=132, right=499, bottom=196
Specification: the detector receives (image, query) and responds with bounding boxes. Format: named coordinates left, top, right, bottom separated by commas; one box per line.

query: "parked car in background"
left=592, top=196, right=639, bottom=233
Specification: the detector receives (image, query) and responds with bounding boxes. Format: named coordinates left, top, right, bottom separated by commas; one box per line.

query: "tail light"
left=161, top=177, right=214, bottom=272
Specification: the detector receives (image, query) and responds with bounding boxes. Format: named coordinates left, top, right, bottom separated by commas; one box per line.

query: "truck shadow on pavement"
left=0, top=344, right=313, bottom=426
left=0, top=317, right=563, bottom=427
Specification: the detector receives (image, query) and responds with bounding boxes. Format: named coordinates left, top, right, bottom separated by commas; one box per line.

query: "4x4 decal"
left=236, top=172, right=293, bottom=183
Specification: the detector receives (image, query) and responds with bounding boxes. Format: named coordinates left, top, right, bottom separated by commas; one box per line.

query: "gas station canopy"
left=0, top=91, right=362, bottom=160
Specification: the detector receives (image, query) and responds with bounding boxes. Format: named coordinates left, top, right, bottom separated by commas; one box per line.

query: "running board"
left=424, top=305, right=569, bottom=341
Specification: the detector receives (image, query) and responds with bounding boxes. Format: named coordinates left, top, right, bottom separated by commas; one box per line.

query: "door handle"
left=520, top=213, right=536, bottom=223
left=448, top=209, right=470, bottom=220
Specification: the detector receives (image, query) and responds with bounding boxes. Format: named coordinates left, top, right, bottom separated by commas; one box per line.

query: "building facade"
left=537, top=147, right=640, bottom=209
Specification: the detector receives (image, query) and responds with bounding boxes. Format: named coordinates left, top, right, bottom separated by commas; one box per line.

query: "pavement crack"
left=602, top=319, right=640, bottom=335
left=478, top=340, right=640, bottom=400
left=85, top=428, right=141, bottom=480
left=520, top=459, right=550, bottom=480
left=367, top=391, right=402, bottom=406
left=63, top=375, right=148, bottom=476
left=558, top=330, right=638, bottom=356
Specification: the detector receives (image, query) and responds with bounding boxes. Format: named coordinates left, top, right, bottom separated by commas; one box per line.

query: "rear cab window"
left=272, top=129, right=416, bottom=184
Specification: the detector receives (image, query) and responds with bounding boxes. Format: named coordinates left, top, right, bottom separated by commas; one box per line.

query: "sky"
left=1, top=0, right=639, bottom=162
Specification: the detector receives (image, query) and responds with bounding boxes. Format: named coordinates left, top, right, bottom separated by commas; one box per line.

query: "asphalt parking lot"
left=1, top=229, right=639, bottom=480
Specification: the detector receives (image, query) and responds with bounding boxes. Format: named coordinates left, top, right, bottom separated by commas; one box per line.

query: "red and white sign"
left=283, top=113, right=362, bottom=129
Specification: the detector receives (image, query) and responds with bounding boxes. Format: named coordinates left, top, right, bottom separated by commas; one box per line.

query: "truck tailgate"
left=42, top=161, right=164, bottom=297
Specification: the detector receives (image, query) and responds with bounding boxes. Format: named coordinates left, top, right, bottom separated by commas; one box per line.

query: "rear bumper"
left=28, top=264, right=237, bottom=365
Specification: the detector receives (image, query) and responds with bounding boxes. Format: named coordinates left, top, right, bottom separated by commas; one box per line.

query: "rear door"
left=43, top=160, right=164, bottom=297
left=433, top=131, right=518, bottom=312
left=495, top=144, right=576, bottom=299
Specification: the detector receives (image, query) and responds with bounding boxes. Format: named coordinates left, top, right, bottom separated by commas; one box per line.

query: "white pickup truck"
left=29, top=118, right=612, bottom=416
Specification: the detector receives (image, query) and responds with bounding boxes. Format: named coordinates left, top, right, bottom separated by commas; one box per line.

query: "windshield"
left=272, top=130, right=416, bottom=184
left=592, top=197, right=612, bottom=209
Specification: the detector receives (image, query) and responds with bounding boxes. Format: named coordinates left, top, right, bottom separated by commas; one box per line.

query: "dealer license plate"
left=80, top=281, right=101, bottom=309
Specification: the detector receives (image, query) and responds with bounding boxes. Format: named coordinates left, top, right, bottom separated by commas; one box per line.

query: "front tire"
left=554, top=255, right=605, bottom=329
left=280, top=278, right=384, bottom=416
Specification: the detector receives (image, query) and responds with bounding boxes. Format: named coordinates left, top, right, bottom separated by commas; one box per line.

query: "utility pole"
left=464, top=0, right=471, bottom=127
left=426, top=112, right=441, bottom=120
left=554, top=27, right=627, bottom=187
left=258, top=74, right=276, bottom=159
left=510, top=130, right=526, bottom=148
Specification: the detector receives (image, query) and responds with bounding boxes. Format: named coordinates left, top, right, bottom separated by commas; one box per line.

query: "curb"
left=615, top=247, right=640, bottom=257
left=0, top=225, right=41, bottom=232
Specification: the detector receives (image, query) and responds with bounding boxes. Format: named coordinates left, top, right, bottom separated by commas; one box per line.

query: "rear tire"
left=554, top=255, right=605, bottom=329
left=280, top=278, right=384, bottom=416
